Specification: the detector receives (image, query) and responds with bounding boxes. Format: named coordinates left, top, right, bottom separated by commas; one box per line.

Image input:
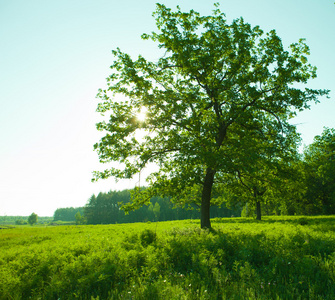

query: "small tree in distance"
left=93, top=3, right=329, bottom=229
left=75, top=212, right=86, bottom=225
left=28, top=213, right=38, bottom=226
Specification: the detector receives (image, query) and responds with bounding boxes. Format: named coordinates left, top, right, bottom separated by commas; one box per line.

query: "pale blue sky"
left=0, top=0, right=334, bottom=216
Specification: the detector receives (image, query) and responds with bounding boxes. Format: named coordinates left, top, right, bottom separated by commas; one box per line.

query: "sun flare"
left=136, top=107, right=147, bottom=122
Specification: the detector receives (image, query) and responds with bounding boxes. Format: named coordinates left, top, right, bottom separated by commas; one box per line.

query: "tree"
left=84, top=191, right=130, bottom=224
left=28, top=213, right=38, bottom=226
left=93, top=3, right=328, bottom=228
left=218, top=125, right=301, bottom=220
left=303, top=128, right=335, bottom=214
left=75, top=212, right=85, bottom=225
left=153, top=202, right=161, bottom=221
left=84, top=194, right=97, bottom=224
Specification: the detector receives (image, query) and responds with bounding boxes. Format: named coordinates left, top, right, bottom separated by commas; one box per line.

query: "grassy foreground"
left=1, top=216, right=335, bottom=299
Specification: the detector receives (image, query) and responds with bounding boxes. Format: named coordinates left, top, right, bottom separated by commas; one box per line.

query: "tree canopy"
left=93, top=3, right=329, bottom=228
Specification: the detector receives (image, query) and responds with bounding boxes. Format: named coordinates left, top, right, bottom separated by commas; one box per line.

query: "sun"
left=136, top=107, right=147, bottom=122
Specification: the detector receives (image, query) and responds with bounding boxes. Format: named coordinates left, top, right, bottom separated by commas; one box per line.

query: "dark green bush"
left=140, top=229, right=157, bottom=247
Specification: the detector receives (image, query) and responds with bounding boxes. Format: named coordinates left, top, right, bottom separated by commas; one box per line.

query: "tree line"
left=53, top=207, right=84, bottom=222
left=0, top=215, right=52, bottom=226
left=53, top=191, right=241, bottom=225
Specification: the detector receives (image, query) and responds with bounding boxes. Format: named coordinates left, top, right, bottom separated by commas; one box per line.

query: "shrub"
left=140, top=229, right=157, bottom=247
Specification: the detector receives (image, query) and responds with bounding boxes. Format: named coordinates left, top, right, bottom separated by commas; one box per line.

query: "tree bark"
left=201, top=168, right=216, bottom=229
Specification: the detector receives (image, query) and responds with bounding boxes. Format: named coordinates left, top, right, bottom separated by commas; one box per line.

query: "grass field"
left=1, top=216, right=335, bottom=299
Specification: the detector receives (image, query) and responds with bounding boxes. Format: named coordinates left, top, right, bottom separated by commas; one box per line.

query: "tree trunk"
left=201, top=168, right=216, bottom=229
left=256, top=200, right=262, bottom=220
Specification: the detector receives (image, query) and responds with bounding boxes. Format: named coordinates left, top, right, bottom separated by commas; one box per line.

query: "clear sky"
left=0, top=0, right=334, bottom=216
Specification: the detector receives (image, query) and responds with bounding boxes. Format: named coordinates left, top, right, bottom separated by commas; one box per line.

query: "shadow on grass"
left=157, top=223, right=335, bottom=299
left=211, top=215, right=335, bottom=225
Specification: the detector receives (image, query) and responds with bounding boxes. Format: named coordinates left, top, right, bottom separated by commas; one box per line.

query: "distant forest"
left=53, top=190, right=242, bottom=225
left=0, top=216, right=53, bottom=226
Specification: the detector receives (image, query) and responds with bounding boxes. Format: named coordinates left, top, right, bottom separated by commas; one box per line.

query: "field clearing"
left=1, top=216, right=335, bottom=299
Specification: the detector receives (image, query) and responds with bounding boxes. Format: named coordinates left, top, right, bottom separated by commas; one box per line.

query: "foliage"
left=75, top=212, right=86, bottom=225
left=140, top=228, right=157, bottom=246
left=28, top=213, right=38, bottom=226
left=1, top=216, right=335, bottom=299
left=15, top=219, right=28, bottom=225
left=303, top=127, right=335, bottom=214
left=93, top=3, right=328, bottom=228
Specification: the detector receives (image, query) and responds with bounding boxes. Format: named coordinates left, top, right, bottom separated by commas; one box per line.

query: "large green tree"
left=93, top=4, right=328, bottom=228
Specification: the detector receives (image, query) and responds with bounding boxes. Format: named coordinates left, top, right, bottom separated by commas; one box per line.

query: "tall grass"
left=1, top=216, right=334, bottom=299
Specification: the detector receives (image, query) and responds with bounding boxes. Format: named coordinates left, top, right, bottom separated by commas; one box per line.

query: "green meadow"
left=1, top=216, right=335, bottom=299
